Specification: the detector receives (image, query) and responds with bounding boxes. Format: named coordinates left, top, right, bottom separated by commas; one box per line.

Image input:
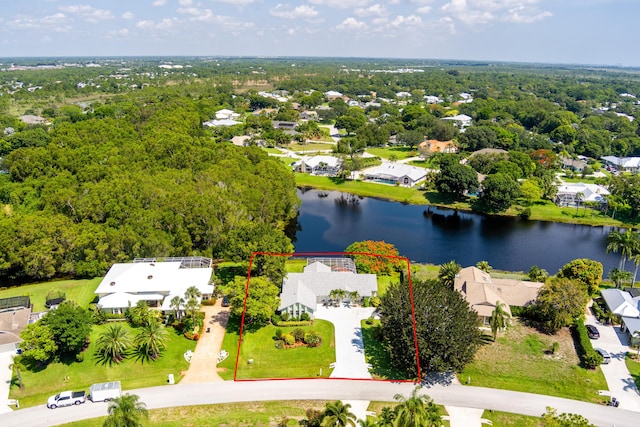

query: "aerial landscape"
left=3, top=1, right=640, bottom=426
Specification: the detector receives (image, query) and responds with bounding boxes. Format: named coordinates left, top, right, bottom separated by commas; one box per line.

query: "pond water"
left=292, top=189, right=622, bottom=274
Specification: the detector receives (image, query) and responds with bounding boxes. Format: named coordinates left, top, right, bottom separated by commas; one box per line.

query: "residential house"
left=602, top=156, right=640, bottom=173
left=203, top=119, right=241, bottom=127
left=300, top=111, right=319, bottom=121
left=454, top=266, right=543, bottom=325
left=441, top=114, right=472, bottom=132
left=0, top=296, right=31, bottom=353
left=421, top=139, right=458, bottom=154
left=278, top=260, right=377, bottom=319
left=600, top=289, right=640, bottom=345
left=19, top=115, right=47, bottom=125
left=293, top=155, right=342, bottom=176
left=555, top=182, right=609, bottom=207
left=215, top=109, right=241, bottom=121
left=324, top=90, right=343, bottom=100
left=561, top=157, right=587, bottom=172
left=230, top=135, right=251, bottom=146
left=273, top=121, right=299, bottom=136
left=424, top=95, right=443, bottom=104
left=362, top=162, right=429, bottom=187
left=95, top=257, right=214, bottom=315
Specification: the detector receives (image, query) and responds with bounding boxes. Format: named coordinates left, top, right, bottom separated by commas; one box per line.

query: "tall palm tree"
left=184, top=285, right=201, bottom=301
left=489, top=301, right=511, bottom=342
left=103, top=393, right=148, bottom=427
left=631, top=253, right=640, bottom=288
left=134, top=320, right=169, bottom=360
left=438, top=260, right=461, bottom=289
left=96, top=324, right=132, bottom=363
left=606, top=229, right=640, bottom=271
left=377, top=406, right=396, bottom=426
left=169, top=295, right=184, bottom=320
left=392, top=386, right=440, bottom=427
left=476, top=260, right=492, bottom=273
left=609, top=268, right=633, bottom=289
left=321, top=400, right=356, bottom=427
left=349, top=290, right=360, bottom=305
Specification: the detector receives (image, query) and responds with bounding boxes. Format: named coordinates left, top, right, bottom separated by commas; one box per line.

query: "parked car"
left=47, top=391, right=86, bottom=409
left=89, top=381, right=121, bottom=402
left=595, top=348, right=611, bottom=364
left=586, top=324, right=600, bottom=339
left=221, top=296, right=230, bottom=307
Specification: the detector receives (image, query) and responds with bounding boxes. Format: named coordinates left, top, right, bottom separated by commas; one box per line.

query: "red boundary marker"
left=232, top=251, right=421, bottom=383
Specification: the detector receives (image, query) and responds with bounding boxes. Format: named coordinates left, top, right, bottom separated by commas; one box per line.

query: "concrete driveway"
left=314, top=305, right=375, bottom=379
left=585, top=314, right=640, bottom=411
left=1, top=350, right=16, bottom=414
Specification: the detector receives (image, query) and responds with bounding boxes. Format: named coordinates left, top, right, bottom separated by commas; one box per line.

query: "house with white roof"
left=441, top=114, right=472, bottom=131
left=602, top=156, right=640, bottom=173
left=293, top=155, right=342, bottom=176
left=363, top=162, right=429, bottom=187
left=215, top=109, right=241, bottom=121
left=324, top=90, right=343, bottom=100
left=424, top=95, right=443, bottom=104
left=95, top=257, right=214, bottom=314
left=203, top=119, right=242, bottom=128
left=555, top=182, right=609, bottom=207
left=600, top=288, right=640, bottom=345
left=278, top=260, right=377, bottom=319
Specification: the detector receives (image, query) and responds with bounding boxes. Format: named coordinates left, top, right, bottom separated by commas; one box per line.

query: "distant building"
left=324, top=90, right=343, bottom=100
left=555, top=182, right=609, bottom=207
left=215, top=109, right=241, bottom=121
left=602, top=156, right=640, bottom=173
left=292, top=155, right=342, bottom=176
left=441, top=114, right=472, bottom=132
left=363, top=162, right=429, bottom=187
left=421, top=139, right=458, bottom=154
left=203, top=119, right=242, bottom=127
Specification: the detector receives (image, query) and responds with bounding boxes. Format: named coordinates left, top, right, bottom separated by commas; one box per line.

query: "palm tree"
left=184, top=285, right=201, bottom=301
left=169, top=295, right=184, bottom=320
left=609, top=268, right=633, bottom=289
left=631, top=253, right=640, bottom=288
left=575, top=191, right=584, bottom=215
left=489, top=301, right=511, bottom=342
left=357, top=418, right=376, bottom=427
left=349, top=290, right=360, bottom=305
left=377, top=406, right=395, bottom=426
left=103, top=393, right=148, bottom=427
left=606, top=229, right=640, bottom=271
left=392, top=386, right=440, bottom=427
left=321, top=400, right=356, bottom=427
left=96, top=324, right=132, bottom=363
left=134, top=320, right=169, bottom=360
left=476, top=260, right=492, bottom=273
left=438, top=260, right=461, bottom=289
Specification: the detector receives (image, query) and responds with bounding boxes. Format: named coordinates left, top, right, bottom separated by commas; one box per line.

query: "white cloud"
left=354, top=4, right=386, bottom=17
left=503, top=5, right=552, bottom=23
left=122, top=12, right=134, bottom=20
left=152, top=0, right=167, bottom=6
left=270, top=4, right=319, bottom=19
left=109, top=28, right=130, bottom=37
left=9, top=13, right=69, bottom=30
left=178, top=0, right=194, bottom=5
left=336, top=17, right=368, bottom=30
left=440, top=0, right=552, bottom=26
left=415, top=6, right=431, bottom=14
left=310, top=0, right=371, bottom=9
left=136, top=20, right=154, bottom=30
left=390, top=15, right=422, bottom=27
left=211, top=0, right=260, bottom=4
left=58, top=5, right=114, bottom=23
left=41, top=13, right=67, bottom=25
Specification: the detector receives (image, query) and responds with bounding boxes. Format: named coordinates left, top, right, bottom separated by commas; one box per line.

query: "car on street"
left=594, top=348, right=611, bottom=364
left=586, top=324, right=600, bottom=339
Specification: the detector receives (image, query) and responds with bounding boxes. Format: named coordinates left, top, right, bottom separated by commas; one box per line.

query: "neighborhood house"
left=602, top=156, right=640, bottom=173
left=95, top=257, right=214, bottom=314
left=600, top=288, right=640, bottom=345
left=362, top=162, right=429, bottom=187
left=278, top=259, right=377, bottom=319
left=0, top=296, right=31, bottom=353
left=454, top=266, right=543, bottom=325
left=292, top=155, right=342, bottom=176
left=555, top=182, right=609, bottom=207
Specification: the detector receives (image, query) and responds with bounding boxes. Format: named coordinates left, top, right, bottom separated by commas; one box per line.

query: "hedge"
left=274, top=320, right=313, bottom=327
left=572, top=319, right=603, bottom=369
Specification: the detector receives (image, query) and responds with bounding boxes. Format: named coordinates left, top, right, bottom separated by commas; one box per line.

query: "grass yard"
left=360, top=320, right=411, bottom=380
left=10, top=323, right=195, bottom=408
left=288, top=142, right=335, bottom=152
left=481, top=410, right=543, bottom=426
left=285, top=258, right=308, bottom=273
left=263, top=147, right=285, bottom=154
left=626, top=352, right=640, bottom=389
left=406, top=160, right=431, bottom=168
left=460, top=321, right=607, bottom=403
left=0, top=277, right=101, bottom=311
left=376, top=273, right=401, bottom=296
left=60, top=400, right=331, bottom=427
left=217, top=316, right=335, bottom=380
left=410, top=263, right=440, bottom=281
left=365, top=147, right=419, bottom=160
left=275, top=156, right=298, bottom=166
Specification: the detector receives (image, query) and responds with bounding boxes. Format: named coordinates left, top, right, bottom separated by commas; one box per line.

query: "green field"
left=460, top=322, right=607, bottom=403
left=0, top=278, right=101, bottom=311
left=217, top=317, right=335, bottom=380
left=288, top=142, right=335, bottom=152
left=10, top=323, right=195, bottom=408
left=365, top=147, right=419, bottom=160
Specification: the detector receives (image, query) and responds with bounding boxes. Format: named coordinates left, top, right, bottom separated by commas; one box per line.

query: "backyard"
left=0, top=278, right=101, bottom=311
left=365, top=146, right=419, bottom=160
left=10, top=323, right=195, bottom=408
left=217, top=317, right=335, bottom=380
left=460, top=321, right=608, bottom=403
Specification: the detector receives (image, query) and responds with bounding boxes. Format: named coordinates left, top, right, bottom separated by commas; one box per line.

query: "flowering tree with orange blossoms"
left=345, top=240, right=404, bottom=275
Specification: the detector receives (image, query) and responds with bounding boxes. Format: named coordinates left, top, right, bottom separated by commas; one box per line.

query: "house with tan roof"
left=454, top=266, right=543, bottom=325
left=420, top=139, right=458, bottom=154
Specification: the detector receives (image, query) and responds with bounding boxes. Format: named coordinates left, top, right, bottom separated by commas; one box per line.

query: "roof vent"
left=147, top=275, right=153, bottom=280
left=110, top=281, right=116, bottom=286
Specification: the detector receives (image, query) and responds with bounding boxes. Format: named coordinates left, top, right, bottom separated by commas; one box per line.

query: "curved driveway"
left=4, top=379, right=638, bottom=427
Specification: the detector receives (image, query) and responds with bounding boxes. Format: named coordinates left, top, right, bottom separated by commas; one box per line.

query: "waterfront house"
left=362, top=162, right=428, bottom=187
left=292, top=155, right=342, bottom=176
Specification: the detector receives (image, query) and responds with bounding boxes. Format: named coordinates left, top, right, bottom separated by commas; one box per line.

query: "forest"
left=2, top=57, right=640, bottom=283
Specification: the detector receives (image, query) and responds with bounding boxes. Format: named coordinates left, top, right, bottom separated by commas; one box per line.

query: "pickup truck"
left=47, top=391, right=86, bottom=409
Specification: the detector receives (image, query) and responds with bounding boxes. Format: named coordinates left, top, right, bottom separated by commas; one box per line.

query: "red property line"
left=233, top=251, right=421, bottom=383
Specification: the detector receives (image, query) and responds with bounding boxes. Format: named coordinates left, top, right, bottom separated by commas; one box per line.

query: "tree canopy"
left=221, top=276, right=281, bottom=328
left=345, top=240, right=404, bottom=275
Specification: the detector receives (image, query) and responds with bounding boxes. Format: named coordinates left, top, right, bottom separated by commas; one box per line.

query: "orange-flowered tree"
left=345, top=240, right=404, bottom=275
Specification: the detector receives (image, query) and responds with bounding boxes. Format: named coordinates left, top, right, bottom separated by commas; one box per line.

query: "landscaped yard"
left=0, top=278, right=101, bottom=311
left=60, top=400, right=331, bottom=427
left=626, top=352, right=640, bottom=389
left=460, top=321, right=608, bottom=403
left=361, top=320, right=410, bottom=380
left=288, top=142, right=335, bottom=152
left=217, top=317, right=335, bottom=380
left=365, top=147, right=419, bottom=160
left=10, top=323, right=195, bottom=408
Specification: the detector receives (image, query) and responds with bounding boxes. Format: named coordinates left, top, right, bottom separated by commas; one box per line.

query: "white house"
left=95, top=257, right=214, bottom=314
left=363, top=162, right=429, bottom=187
left=278, top=260, right=377, bottom=319
left=555, top=182, right=609, bottom=207
left=602, top=156, right=640, bottom=173
left=215, top=109, right=241, bottom=121
left=203, top=119, right=242, bottom=127
left=324, top=90, right=343, bottom=100
left=441, top=114, right=472, bottom=131
left=600, top=289, right=640, bottom=345
left=293, top=155, right=342, bottom=176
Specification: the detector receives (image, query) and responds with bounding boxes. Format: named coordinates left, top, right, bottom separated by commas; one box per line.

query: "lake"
left=292, top=189, right=622, bottom=274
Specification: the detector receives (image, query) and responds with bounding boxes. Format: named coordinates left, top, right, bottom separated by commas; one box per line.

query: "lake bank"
left=294, top=173, right=631, bottom=228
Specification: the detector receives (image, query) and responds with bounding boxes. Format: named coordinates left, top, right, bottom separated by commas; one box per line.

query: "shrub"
left=271, top=313, right=282, bottom=325
left=365, top=316, right=375, bottom=325
left=184, top=331, right=199, bottom=340
left=282, top=333, right=295, bottom=346
left=274, top=328, right=283, bottom=340
left=201, top=297, right=217, bottom=306
left=552, top=342, right=560, bottom=354
left=300, top=312, right=311, bottom=321
left=370, top=296, right=381, bottom=307
left=275, top=320, right=313, bottom=327
left=75, top=352, right=85, bottom=363
left=362, top=297, right=371, bottom=307
left=572, top=319, right=603, bottom=369
left=304, top=332, right=322, bottom=347
left=275, top=340, right=284, bottom=349
left=292, top=328, right=305, bottom=342
left=280, top=312, right=290, bottom=322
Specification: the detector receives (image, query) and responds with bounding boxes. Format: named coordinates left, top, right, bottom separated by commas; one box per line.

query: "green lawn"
left=10, top=323, right=195, bottom=408
left=626, top=353, right=640, bottom=389
left=262, top=147, right=285, bottom=154
left=559, top=175, right=599, bottom=183
left=482, top=410, right=543, bottom=426
left=0, top=278, right=101, bottom=311
left=60, top=400, right=331, bottom=427
left=275, top=156, right=298, bottom=166
left=376, top=273, right=401, bottom=296
left=406, top=160, right=431, bottom=168
left=285, top=258, right=308, bottom=273
left=289, top=142, right=335, bottom=152
left=460, top=322, right=607, bottom=403
left=218, top=317, right=335, bottom=380
left=361, top=320, right=411, bottom=380
left=365, top=147, right=419, bottom=160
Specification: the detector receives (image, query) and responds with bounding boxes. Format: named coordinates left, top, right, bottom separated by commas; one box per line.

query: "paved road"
left=4, top=379, right=638, bottom=427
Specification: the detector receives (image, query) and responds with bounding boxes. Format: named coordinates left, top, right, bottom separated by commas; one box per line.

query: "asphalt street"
left=3, top=379, right=638, bottom=427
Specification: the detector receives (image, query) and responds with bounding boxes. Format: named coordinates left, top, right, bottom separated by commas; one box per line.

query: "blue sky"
left=1, top=0, right=638, bottom=66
